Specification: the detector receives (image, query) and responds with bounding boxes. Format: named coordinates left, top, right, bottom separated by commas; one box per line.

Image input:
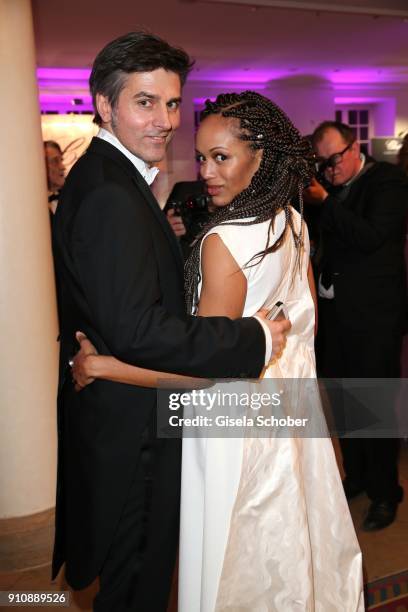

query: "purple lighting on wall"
left=192, top=69, right=292, bottom=83
left=37, top=66, right=403, bottom=115
left=37, top=66, right=403, bottom=89
left=37, top=67, right=91, bottom=81
left=37, top=68, right=92, bottom=113
left=40, top=93, right=92, bottom=102
left=329, top=69, right=403, bottom=84
left=334, top=96, right=384, bottom=104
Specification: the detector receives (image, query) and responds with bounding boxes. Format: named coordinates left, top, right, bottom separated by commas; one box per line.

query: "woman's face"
left=195, top=114, right=262, bottom=207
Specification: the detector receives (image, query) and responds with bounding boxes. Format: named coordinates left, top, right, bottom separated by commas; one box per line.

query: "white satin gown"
left=178, top=209, right=364, bottom=612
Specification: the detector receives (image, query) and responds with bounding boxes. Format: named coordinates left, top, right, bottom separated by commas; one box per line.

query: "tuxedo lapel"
left=86, top=138, right=184, bottom=276
left=130, top=170, right=184, bottom=277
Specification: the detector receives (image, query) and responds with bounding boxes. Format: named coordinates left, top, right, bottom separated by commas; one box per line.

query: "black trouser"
left=94, top=422, right=181, bottom=612
left=339, top=437, right=402, bottom=502
left=316, top=297, right=403, bottom=503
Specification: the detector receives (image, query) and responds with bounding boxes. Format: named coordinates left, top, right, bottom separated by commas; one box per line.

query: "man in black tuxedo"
left=52, top=32, right=289, bottom=611
left=306, top=121, right=407, bottom=531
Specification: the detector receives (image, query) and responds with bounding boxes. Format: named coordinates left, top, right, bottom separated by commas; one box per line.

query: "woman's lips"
left=207, top=185, right=222, bottom=196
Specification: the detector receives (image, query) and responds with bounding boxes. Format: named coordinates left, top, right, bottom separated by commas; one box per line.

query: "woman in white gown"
left=72, top=91, right=364, bottom=611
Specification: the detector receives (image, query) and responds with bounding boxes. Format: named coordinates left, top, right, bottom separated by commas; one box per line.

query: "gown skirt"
left=179, top=210, right=364, bottom=611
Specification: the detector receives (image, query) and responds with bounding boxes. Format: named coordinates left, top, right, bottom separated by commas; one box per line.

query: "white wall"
left=264, top=78, right=335, bottom=136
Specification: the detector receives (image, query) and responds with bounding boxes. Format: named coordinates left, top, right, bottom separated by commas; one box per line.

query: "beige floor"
left=1, top=442, right=407, bottom=612
left=346, top=440, right=408, bottom=582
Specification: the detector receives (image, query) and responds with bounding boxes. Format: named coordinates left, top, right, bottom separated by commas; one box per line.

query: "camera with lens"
left=168, top=193, right=211, bottom=229
left=164, top=181, right=213, bottom=259
left=165, top=181, right=212, bottom=233
left=314, top=167, right=332, bottom=191
left=164, top=181, right=211, bottom=258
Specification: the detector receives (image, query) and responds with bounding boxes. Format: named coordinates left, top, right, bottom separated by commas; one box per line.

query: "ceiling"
left=32, top=0, right=408, bottom=85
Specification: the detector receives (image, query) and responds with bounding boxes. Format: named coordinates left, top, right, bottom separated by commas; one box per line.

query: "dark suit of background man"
left=305, top=121, right=407, bottom=532
left=51, top=32, right=288, bottom=612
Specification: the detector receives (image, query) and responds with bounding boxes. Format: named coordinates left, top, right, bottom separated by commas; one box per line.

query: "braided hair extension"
left=184, top=91, right=315, bottom=313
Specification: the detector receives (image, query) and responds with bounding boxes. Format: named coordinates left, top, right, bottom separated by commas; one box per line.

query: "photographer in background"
left=164, top=180, right=212, bottom=260
left=305, top=121, right=408, bottom=531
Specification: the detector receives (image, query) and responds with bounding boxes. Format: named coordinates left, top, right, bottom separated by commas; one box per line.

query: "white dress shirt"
left=97, top=128, right=159, bottom=186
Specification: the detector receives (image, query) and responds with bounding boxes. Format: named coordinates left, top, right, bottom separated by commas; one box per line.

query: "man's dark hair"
left=311, top=121, right=356, bottom=149
left=89, top=31, right=194, bottom=126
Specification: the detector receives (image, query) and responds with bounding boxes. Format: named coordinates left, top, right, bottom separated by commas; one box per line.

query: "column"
left=0, top=0, right=59, bottom=525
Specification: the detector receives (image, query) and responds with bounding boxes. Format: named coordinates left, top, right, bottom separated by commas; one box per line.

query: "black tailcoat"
left=51, top=138, right=265, bottom=590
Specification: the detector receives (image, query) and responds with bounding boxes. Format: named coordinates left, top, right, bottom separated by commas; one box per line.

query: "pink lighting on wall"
left=329, top=69, right=406, bottom=85
left=37, top=66, right=405, bottom=90
left=37, top=67, right=91, bottom=81
left=40, top=93, right=92, bottom=102
left=37, top=68, right=92, bottom=113
left=334, top=96, right=385, bottom=105
left=36, top=66, right=402, bottom=119
left=193, top=97, right=216, bottom=106
left=193, top=91, right=265, bottom=106
left=191, top=69, right=292, bottom=83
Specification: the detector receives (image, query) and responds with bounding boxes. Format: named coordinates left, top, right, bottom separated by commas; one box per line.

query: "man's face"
left=45, top=145, right=65, bottom=191
left=315, top=127, right=362, bottom=186
left=97, top=69, right=182, bottom=165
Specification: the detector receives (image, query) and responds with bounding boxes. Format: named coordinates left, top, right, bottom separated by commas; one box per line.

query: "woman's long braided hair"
left=184, top=91, right=315, bottom=313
